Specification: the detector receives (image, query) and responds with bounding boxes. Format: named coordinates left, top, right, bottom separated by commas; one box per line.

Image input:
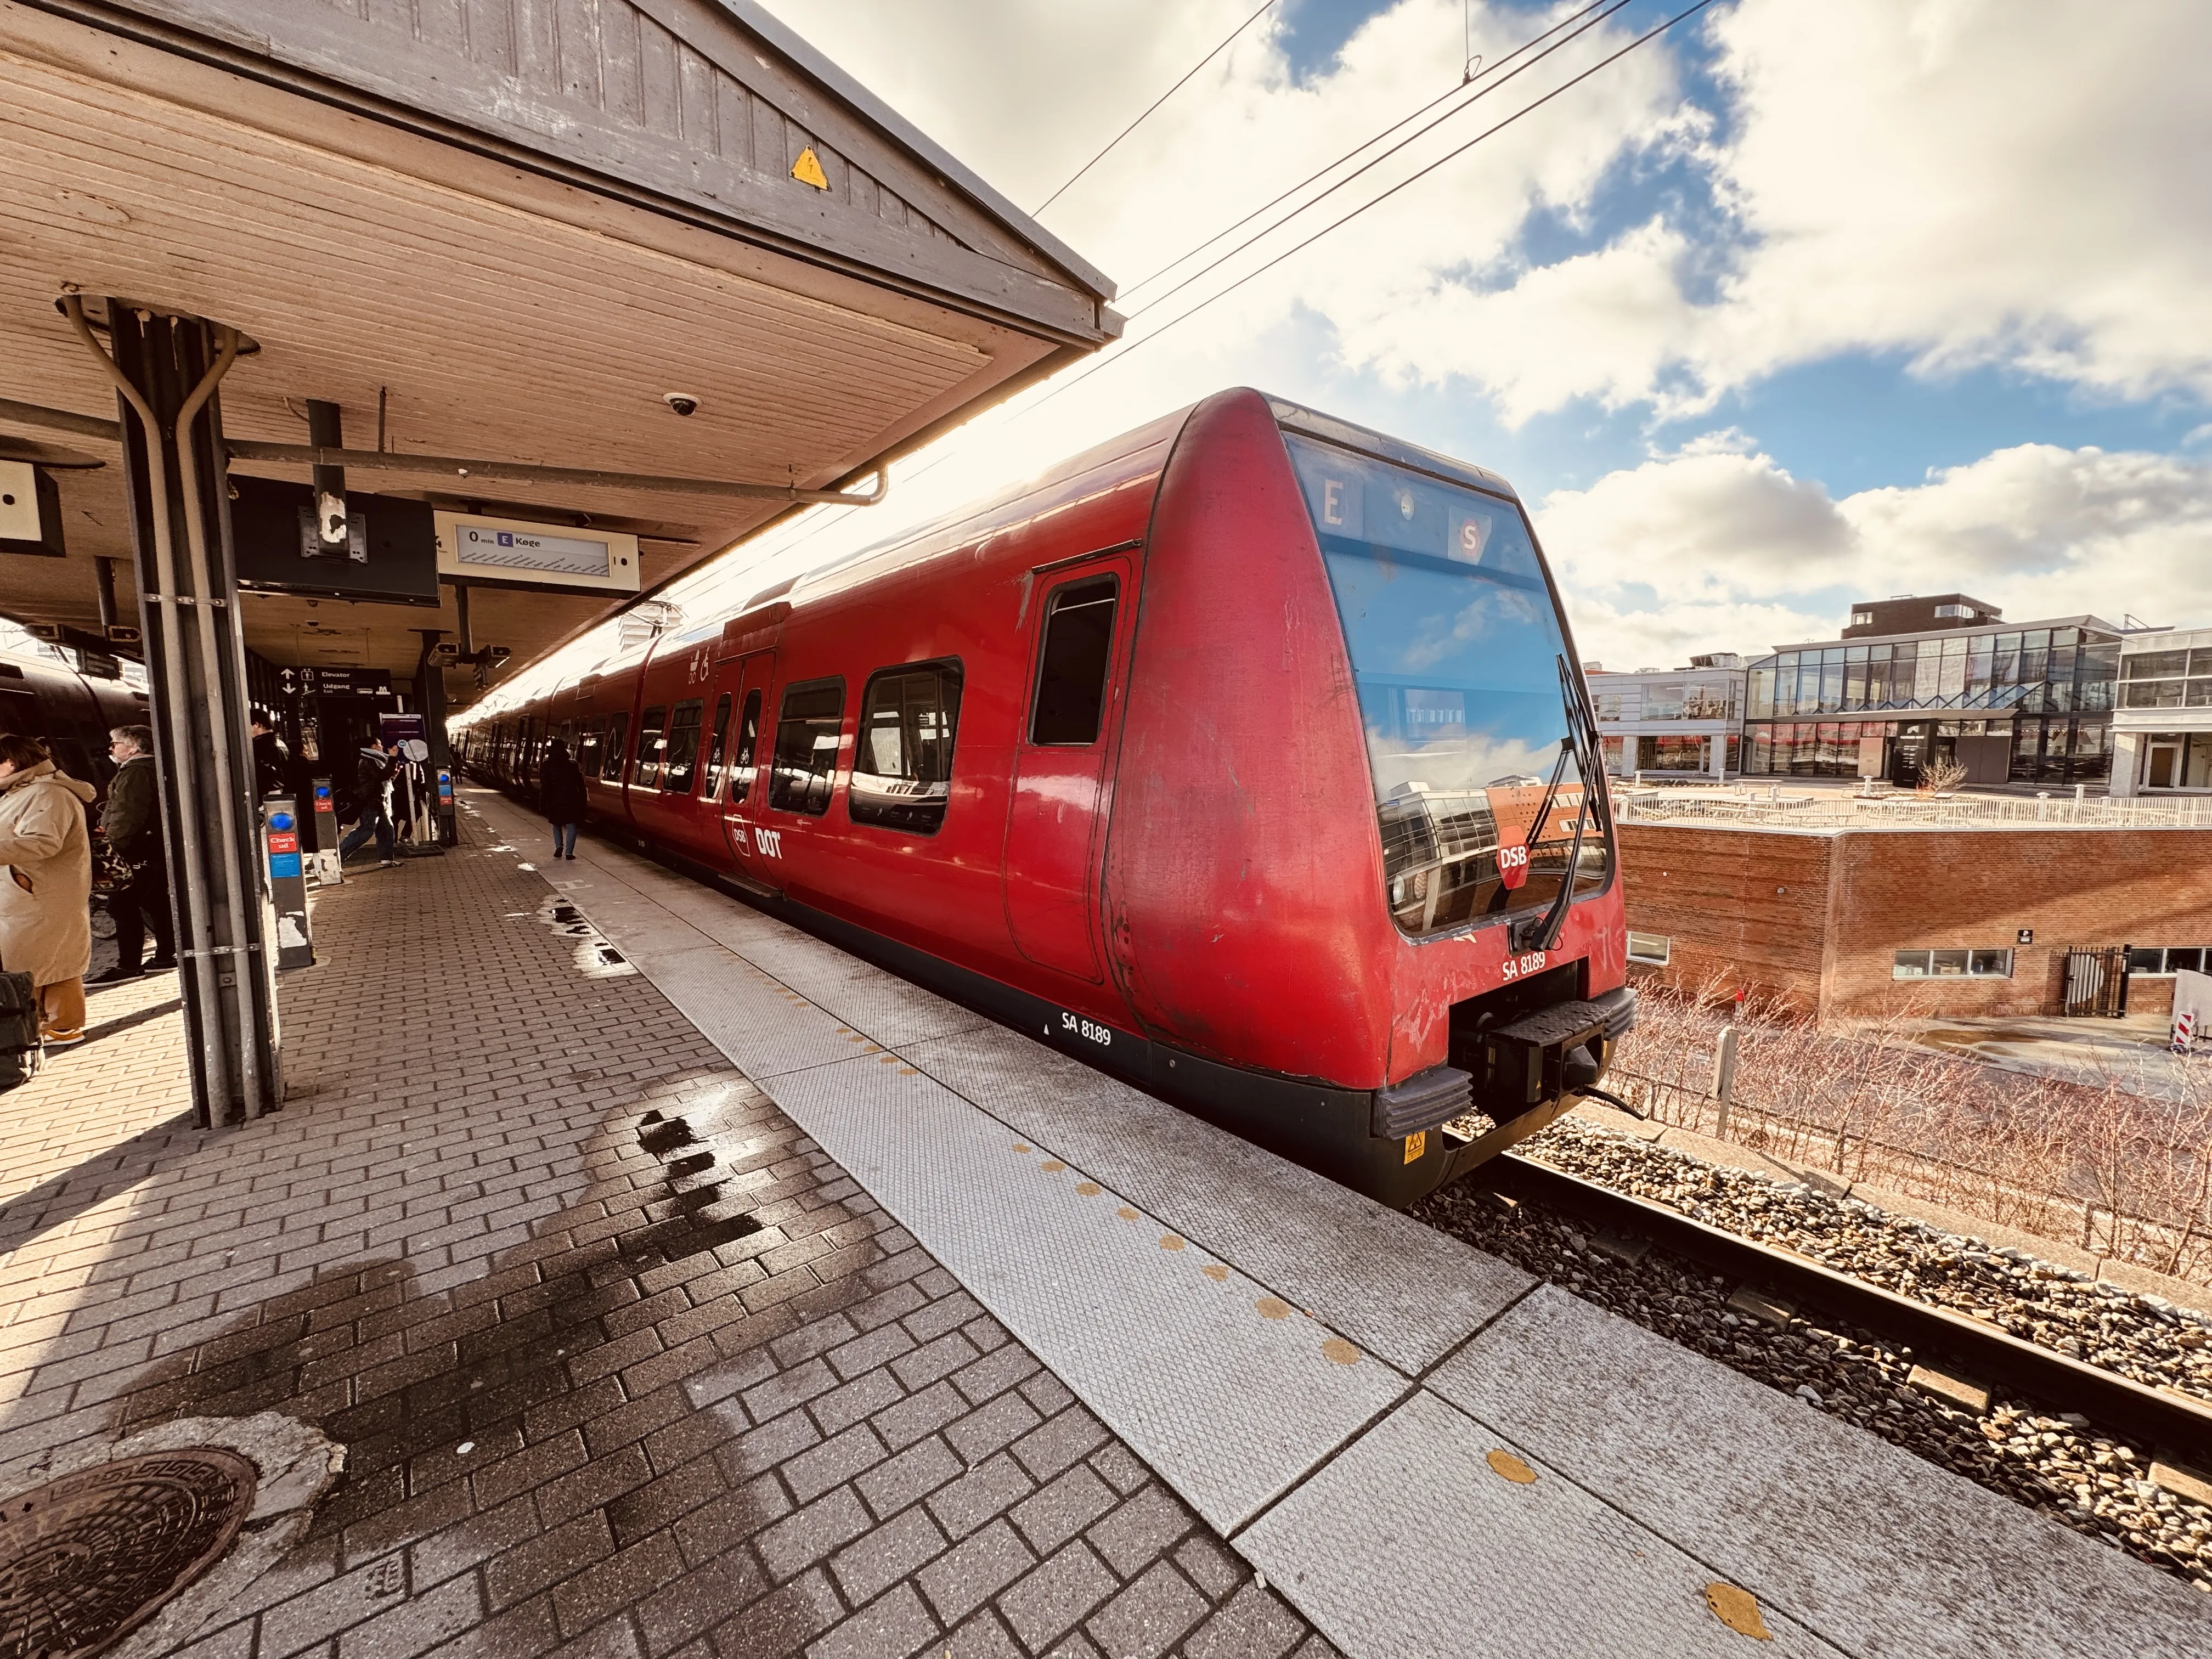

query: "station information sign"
left=435, top=510, right=641, bottom=593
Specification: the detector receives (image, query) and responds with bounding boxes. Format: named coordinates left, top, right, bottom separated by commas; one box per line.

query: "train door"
left=713, top=652, right=778, bottom=885
left=1002, top=561, right=1130, bottom=982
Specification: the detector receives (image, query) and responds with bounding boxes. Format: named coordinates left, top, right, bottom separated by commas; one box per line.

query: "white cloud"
left=1538, top=442, right=2212, bottom=664
left=1406, top=0, right=2212, bottom=418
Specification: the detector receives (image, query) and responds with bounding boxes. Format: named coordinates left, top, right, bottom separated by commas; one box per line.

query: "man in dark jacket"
left=539, top=738, right=588, bottom=860
left=337, top=738, right=399, bottom=867
left=91, top=725, right=176, bottom=983
left=249, top=715, right=291, bottom=799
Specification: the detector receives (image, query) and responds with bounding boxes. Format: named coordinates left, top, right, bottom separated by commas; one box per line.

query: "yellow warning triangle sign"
left=791, top=146, right=830, bottom=190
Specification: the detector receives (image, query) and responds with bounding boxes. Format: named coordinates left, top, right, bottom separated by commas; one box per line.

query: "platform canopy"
left=0, top=0, right=1117, bottom=704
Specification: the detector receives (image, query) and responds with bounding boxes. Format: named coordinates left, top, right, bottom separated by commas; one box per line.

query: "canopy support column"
left=82, top=297, right=280, bottom=1127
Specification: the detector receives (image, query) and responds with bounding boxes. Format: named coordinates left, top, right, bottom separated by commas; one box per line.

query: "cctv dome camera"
left=663, top=392, right=699, bottom=417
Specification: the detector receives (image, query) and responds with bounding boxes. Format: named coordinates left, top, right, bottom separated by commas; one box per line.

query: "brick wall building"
left=1618, top=823, right=2212, bottom=1019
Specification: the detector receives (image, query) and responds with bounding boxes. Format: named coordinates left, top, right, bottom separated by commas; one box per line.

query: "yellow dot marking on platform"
left=1116, top=1206, right=1139, bottom=1221
left=1040, top=1160, right=1066, bottom=1174
left=1255, top=1297, right=1291, bottom=1320
left=1201, top=1264, right=1229, bottom=1283
left=1321, top=1338, right=1359, bottom=1366
left=1485, top=1449, right=1537, bottom=1484
left=877, top=1054, right=899, bottom=1064
left=1076, top=1182, right=1102, bottom=1197
left=1703, top=1584, right=1772, bottom=1641
left=897, top=1066, right=918, bottom=1075
left=1013, top=1144, right=1031, bottom=1154
left=1159, top=1234, right=1185, bottom=1252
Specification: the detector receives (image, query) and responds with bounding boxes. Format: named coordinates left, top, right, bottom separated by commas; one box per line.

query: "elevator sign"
left=434, top=510, right=641, bottom=593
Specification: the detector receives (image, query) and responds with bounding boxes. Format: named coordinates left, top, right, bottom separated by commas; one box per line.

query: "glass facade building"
left=1741, top=618, right=2121, bottom=785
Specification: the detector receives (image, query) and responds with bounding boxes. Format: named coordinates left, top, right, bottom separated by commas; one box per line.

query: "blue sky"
left=487, top=1, right=2212, bottom=702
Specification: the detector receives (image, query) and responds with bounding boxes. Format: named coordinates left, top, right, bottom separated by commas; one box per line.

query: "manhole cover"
left=0, top=1448, right=256, bottom=1659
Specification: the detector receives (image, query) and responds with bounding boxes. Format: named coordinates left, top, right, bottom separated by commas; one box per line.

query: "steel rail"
left=1485, top=1152, right=2212, bottom=1468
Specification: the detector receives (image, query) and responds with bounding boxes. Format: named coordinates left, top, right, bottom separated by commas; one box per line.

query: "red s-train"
left=456, top=390, right=1633, bottom=1206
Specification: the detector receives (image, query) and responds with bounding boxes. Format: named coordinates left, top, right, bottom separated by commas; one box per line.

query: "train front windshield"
left=1285, top=432, right=1612, bottom=939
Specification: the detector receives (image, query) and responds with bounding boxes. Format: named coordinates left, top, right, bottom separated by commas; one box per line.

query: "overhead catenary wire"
left=1030, top=0, right=1719, bottom=412
left=1032, top=0, right=1280, bottom=216
left=1125, top=0, right=1639, bottom=318
left=1119, top=0, right=1623, bottom=301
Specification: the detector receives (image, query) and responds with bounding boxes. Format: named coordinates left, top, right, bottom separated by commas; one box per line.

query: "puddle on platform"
left=537, top=895, right=636, bottom=979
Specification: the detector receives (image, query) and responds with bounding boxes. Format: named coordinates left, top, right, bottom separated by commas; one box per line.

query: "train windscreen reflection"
left=1284, top=432, right=1610, bottom=937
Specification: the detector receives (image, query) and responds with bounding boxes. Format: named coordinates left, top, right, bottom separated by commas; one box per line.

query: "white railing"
left=1613, top=785, right=2212, bottom=831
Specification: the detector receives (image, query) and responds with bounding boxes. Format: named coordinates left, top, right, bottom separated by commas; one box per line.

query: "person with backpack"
left=539, top=737, right=588, bottom=860
left=90, top=725, right=176, bottom=984
left=336, top=737, right=400, bottom=868
left=0, top=732, right=98, bottom=1047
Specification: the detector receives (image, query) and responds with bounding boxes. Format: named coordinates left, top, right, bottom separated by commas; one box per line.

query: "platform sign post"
left=261, top=797, right=315, bottom=969
left=308, top=776, right=342, bottom=885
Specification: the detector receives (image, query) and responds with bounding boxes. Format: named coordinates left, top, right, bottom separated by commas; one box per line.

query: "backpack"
left=0, top=971, right=40, bottom=1093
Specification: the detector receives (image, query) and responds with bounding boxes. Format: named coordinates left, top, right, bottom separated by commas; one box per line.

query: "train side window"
left=769, top=679, right=844, bottom=816
left=702, top=693, right=733, bottom=798
left=1030, top=575, right=1118, bottom=745
left=850, top=661, right=963, bottom=835
left=661, top=699, right=705, bottom=793
left=729, top=690, right=764, bottom=802
left=633, top=706, right=668, bottom=788
left=602, top=713, right=630, bottom=781
left=578, top=716, right=602, bottom=777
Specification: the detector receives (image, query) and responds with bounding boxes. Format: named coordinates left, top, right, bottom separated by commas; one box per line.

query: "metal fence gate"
left=2062, top=946, right=2132, bottom=1017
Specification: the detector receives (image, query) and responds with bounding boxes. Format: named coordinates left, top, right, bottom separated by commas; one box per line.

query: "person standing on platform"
left=249, top=715, right=291, bottom=800
left=539, top=738, right=587, bottom=861
left=0, top=732, right=97, bottom=1046
left=337, top=737, right=399, bottom=868
left=91, top=725, right=175, bottom=984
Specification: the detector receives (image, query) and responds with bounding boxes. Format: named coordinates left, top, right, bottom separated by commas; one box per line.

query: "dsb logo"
left=1496, top=842, right=1530, bottom=890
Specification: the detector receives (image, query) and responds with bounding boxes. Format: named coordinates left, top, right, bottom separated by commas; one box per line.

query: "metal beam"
left=0, top=396, right=122, bottom=443
left=222, top=441, right=888, bottom=507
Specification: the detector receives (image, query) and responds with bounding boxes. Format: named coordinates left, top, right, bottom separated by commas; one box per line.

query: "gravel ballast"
left=1414, top=1118, right=2212, bottom=1593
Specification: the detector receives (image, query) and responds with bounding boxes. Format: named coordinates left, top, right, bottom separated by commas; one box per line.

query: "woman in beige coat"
left=0, top=732, right=97, bottom=1045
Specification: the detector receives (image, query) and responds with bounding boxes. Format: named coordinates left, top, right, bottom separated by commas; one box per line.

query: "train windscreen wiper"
left=1527, top=654, right=1608, bottom=953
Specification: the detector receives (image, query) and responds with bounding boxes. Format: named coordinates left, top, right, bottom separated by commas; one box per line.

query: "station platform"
left=2, top=789, right=2205, bottom=1659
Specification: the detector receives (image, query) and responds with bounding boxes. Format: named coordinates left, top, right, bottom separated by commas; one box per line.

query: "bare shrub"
left=1916, top=758, right=1970, bottom=795
left=1607, top=979, right=2212, bottom=1285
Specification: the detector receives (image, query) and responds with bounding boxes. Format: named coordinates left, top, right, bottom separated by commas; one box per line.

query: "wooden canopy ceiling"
left=0, top=0, right=1116, bottom=706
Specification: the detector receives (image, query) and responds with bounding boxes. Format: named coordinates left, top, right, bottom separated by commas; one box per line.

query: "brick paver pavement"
left=0, top=801, right=1336, bottom=1659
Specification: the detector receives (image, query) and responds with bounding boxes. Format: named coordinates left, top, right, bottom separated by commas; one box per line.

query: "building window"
left=2125, top=947, right=2210, bottom=977
left=1933, top=603, right=1974, bottom=619
left=1627, top=932, right=1671, bottom=966
left=1893, top=947, right=2013, bottom=979
left=849, top=661, right=963, bottom=834
left=1636, top=735, right=1708, bottom=771
left=1850, top=611, right=1874, bottom=628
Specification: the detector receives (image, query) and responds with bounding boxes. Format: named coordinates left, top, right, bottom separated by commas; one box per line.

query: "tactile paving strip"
left=1240, top=1390, right=1847, bottom=1659
left=1428, top=1286, right=2212, bottom=1659
left=902, top=1024, right=1531, bottom=1373
left=770, top=1054, right=1409, bottom=1531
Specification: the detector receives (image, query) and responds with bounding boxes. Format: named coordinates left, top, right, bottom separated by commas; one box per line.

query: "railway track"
left=1485, top=1151, right=2212, bottom=1470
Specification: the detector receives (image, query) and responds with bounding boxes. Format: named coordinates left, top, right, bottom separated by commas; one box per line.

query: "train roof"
left=462, top=392, right=1534, bottom=716
left=749, top=391, right=1523, bottom=618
